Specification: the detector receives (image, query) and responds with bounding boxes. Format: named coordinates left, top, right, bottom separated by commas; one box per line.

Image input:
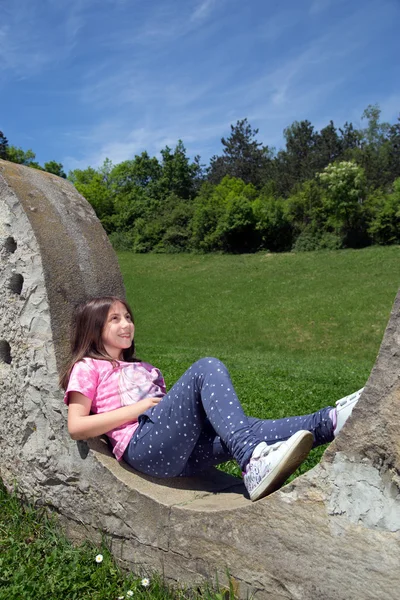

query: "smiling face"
left=101, top=301, right=135, bottom=360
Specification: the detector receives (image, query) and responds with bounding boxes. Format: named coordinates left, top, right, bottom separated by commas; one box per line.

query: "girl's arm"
left=67, top=392, right=161, bottom=440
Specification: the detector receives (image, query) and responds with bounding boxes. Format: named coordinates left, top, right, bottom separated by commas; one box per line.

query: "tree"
left=44, top=161, right=66, bottom=178
left=367, top=178, right=400, bottom=245
left=108, top=154, right=163, bottom=235
left=110, top=153, right=162, bottom=195
left=159, top=193, right=194, bottom=252
left=286, top=179, right=328, bottom=236
left=273, top=120, right=317, bottom=196
left=0, top=131, right=8, bottom=159
left=339, top=122, right=361, bottom=153
left=253, top=194, right=293, bottom=252
left=319, top=161, right=367, bottom=246
left=192, top=176, right=258, bottom=252
left=208, top=119, right=271, bottom=188
left=160, top=140, right=203, bottom=200
left=6, top=146, right=41, bottom=168
left=191, top=182, right=221, bottom=251
left=361, top=104, right=390, bottom=149
left=387, top=116, right=400, bottom=181
left=217, top=195, right=256, bottom=252
left=314, top=121, right=343, bottom=171
left=284, top=120, right=316, bottom=178
left=356, top=105, right=393, bottom=189
left=69, top=162, right=115, bottom=229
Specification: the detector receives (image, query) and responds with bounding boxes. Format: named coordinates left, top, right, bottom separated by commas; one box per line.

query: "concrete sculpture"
left=0, top=159, right=399, bottom=600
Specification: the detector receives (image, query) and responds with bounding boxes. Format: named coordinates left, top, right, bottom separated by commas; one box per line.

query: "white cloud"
left=191, top=0, right=218, bottom=22
left=62, top=107, right=236, bottom=171
left=132, top=0, right=224, bottom=45
left=0, top=11, right=49, bottom=76
left=20, top=0, right=396, bottom=172
left=63, top=1, right=394, bottom=169
left=0, top=0, right=92, bottom=77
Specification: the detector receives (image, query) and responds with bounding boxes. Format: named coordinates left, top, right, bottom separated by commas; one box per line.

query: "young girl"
left=61, top=296, right=362, bottom=502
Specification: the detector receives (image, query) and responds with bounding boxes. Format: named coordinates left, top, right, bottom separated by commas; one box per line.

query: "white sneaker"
left=243, top=430, right=314, bottom=501
left=334, top=388, right=364, bottom=437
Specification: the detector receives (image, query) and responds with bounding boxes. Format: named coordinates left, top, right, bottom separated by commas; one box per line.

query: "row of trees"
left=0, top=130, right=66, bottom=178
left=2, top=104, right=400, bottom=253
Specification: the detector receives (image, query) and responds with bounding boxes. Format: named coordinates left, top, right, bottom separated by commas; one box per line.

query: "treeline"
left=2, top=104, right=400, bottom=253
left=0, top=130, right=66, bottom=178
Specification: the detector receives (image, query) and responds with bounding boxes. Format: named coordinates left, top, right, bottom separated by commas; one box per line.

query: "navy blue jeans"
left=123, top=357, right=334, bottom=476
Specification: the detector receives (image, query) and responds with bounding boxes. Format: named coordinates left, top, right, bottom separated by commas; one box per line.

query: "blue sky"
left=1, top=0, right=399, bottom=173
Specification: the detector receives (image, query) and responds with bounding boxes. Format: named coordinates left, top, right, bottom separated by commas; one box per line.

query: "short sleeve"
left=64, top=359, right=98, bottom=405
left=154, top=368, right=166, bottom=394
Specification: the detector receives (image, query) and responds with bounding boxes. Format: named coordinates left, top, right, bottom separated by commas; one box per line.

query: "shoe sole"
left=334, top=388, right=363, bottom=436
left=336, top=388, right=364, bottom=409
left=250, top=430, right=314, bottom=501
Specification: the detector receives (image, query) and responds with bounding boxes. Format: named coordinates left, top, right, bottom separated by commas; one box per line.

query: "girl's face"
left=101, top=301, right=134, bottom=360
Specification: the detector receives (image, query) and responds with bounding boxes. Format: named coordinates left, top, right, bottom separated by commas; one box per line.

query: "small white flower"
left=141, top=577, right=150, bottom=587
left=117, top=596, right=125, bottom=599
left=126, top=592, right=134, bottom=597
left=95, top=554, right=103, bottom=563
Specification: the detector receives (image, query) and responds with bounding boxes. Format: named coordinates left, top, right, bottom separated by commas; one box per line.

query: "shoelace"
left=253, top=441, right=283, bottom=461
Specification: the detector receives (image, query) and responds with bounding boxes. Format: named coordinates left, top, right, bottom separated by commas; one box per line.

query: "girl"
left=61, top=296, right=362, bottom=502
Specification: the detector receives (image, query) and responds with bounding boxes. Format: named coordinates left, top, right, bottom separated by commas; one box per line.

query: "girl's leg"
left=245, top=387, right=364, bottom=446
left=180, top=409, right=334, bottom=476
left=245, top=387, right=363, bottom=447
left=179, top=419, right=231, bottom=476
left=181, top=387, right=364, bottom=477
left=246, top=408, right=334, bottom=448
left=123, top=357, right=262, bottom=476
left=124, top=357, right=336, bottom=477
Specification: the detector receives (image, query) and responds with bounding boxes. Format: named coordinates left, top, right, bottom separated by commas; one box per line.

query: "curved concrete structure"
left=0, top=159, right=399, bottom=599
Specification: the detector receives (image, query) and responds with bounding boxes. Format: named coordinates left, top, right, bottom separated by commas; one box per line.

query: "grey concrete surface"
left=0, top=159, right=399, bottom=599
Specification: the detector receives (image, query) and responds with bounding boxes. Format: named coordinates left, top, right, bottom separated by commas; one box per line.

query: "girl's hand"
left=68, top=393, right=163, bottom=440
left=137, top=396, right=162, bottom=412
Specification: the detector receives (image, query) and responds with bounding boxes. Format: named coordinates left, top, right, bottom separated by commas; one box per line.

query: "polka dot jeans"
left=123, top=357, right=334, bottom=477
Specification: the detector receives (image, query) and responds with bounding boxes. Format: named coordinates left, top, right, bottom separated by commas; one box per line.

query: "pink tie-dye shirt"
left=64, top=358, right=166, bottom=460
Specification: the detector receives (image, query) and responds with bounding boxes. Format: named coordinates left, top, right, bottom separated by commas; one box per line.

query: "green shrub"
left=367, top=178, right=400, bottom=245
left=108, top=230, right=134, bottom=251
left=292, top=228, right=342, bottom=252
left=253, top=194, right=293, bottom=251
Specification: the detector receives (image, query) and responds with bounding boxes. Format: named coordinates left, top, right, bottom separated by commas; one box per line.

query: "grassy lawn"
left=118, top=245, right=400, bottom=477
left=1, top=245, right=399, bottom=598
left=0, top=482, right=217, bottom=600
left=119, top=246, right=399, bottom=362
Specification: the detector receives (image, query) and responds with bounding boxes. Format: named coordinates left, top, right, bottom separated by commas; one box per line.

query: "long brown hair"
left=60, top=296, right=139, bottom=390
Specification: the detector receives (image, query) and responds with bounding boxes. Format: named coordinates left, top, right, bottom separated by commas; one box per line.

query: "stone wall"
left=0, top=159, right=399, bottom=600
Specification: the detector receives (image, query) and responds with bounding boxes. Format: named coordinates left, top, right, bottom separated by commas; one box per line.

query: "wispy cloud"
left=132, top=0, right=225, bottom=45
left=0, top=0, right=94, bottom=77
left=2, top=0, right=398, bottom=173
left=0, top=4, right=49, bottom=76
left=191, top=0, right=219, bottom=22
left=63, top=117, right=229, bottom=171
left=60, top=0, right=400, bottom=170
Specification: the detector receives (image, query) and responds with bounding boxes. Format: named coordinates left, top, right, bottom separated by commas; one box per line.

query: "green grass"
left=0, top=481, right=227, bottom=599
left=118, top=245, right=400, bottom=477
left=119, top=246, right=400, bottom=361
left=0, top=481, right=139, bottom=599
left=1, top=245, right=400, bottom=597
